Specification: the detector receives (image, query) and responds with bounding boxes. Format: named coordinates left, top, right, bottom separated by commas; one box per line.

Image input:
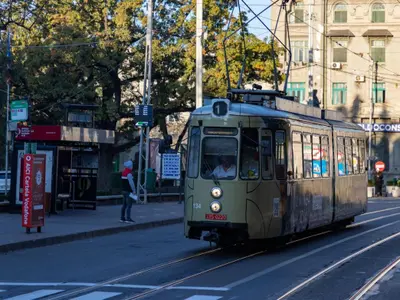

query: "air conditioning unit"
left=332, top=62, right=342, bottom=69
left=355, top=75, right=365, bottom=82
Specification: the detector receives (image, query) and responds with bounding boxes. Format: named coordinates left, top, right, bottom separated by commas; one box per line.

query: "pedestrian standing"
left=374, top=169, right=383, bottom=197
left=120, top=160, right=138, bottom=223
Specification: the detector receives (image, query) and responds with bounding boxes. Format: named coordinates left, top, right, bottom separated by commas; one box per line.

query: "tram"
left=184, top=93, right=367, bottom=247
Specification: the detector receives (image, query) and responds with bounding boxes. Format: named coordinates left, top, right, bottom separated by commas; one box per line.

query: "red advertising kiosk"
left=10, top=124, right=115, bottom=214
left=22, top=154, right=46, bottom=233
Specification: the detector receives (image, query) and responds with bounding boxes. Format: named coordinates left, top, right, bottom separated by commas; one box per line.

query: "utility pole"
left=308, top=0, right=314, bottom=106
left=375, top=61, right=378, bottom=105
left=136, top=0, right=153, bottom=204
left=4, top=29, right=11, bottom=195
left=367, top=61, right=378, bottom=179
left=196, top=0, right=203, bottom=108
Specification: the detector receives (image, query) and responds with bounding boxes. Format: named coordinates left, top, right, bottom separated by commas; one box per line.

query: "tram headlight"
left=210, top=187, right=222, bottom=199
left=210, top=201, right=222, bottom=213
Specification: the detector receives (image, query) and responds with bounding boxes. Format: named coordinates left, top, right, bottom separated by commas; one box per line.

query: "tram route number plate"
left=205, top=214, right=227, bottom=221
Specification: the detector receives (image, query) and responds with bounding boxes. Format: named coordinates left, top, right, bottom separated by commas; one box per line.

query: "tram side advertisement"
left=22, top=154, right=46, bottom=233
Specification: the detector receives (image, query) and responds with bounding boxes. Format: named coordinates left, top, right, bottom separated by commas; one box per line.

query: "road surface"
left=1, top=199, right=400, bottom=300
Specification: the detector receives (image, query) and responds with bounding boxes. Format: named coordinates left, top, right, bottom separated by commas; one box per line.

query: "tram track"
left=43, top=247, right=223, bottom=300
left=349, top=256, right=400, bottom=300
left=43, top=207, right=400, bottom=300
left=276, top=231, right=400, bottom=300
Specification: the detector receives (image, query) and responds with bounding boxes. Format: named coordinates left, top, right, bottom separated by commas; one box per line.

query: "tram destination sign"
left=134, top=105, right=153, bottom=127
left=358, top=123, right=400, bottom=132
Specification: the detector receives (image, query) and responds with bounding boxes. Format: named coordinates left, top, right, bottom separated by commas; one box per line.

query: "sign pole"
left=4, top=29, right=11, bottom=195
left=196, top=0, right=203, bottom=108
left=136, top=0, right=153, bottom=205
left=367, top=62, right=374, bottom=180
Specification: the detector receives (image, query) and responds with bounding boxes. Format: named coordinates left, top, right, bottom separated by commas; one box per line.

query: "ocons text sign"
left=22, top=154, right=46, bottom=229
left=358, top=123, right=400, bottom=132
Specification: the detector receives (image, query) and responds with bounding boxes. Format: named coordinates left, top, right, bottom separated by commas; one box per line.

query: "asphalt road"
left=1, top=200, right=400, bottom=300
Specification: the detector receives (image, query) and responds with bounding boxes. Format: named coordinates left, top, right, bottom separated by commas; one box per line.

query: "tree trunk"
left=97, top=144, right=114, bottom=192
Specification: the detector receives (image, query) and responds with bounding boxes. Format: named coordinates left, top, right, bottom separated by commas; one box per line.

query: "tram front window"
left=201, top=138, right=238, bottom=180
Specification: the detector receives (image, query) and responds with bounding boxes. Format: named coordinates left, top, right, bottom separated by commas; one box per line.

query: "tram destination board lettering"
left=162, top=153, right=181, bottom=180
left=134, top=105, right=153, bottom=127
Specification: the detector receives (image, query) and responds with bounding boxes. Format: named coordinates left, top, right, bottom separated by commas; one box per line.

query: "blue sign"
left=134, top=105, right=153, bottom=127
left=162, top=153, right=181, bottom=180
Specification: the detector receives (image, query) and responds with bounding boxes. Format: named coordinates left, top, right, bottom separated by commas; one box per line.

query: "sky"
left=243, top=0, right=273, bottom=40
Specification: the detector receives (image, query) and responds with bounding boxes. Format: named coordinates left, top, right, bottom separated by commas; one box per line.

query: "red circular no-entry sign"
left=375, top=161, right=385, bottom=172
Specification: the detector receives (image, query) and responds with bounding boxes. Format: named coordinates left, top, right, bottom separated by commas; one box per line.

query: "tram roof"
left=192, top=102, right=363, bottom=132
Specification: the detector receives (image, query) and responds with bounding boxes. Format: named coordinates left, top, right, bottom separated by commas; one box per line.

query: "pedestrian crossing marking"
left=4, top=289, right=64, bottom=300
left=184, top=296, right=222, bottom=300
left=71, top=291, right=121, bottom=300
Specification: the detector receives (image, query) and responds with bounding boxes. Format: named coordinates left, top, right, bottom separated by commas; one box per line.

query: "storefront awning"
left=15, top=125, right=115, bottom=144
left=362, top=29, right=393, bottom=37
left=326, top=30, right=355, bottom=37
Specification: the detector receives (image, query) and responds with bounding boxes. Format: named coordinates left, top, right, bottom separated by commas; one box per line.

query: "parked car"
left=0, top=171, right=11, bottom=193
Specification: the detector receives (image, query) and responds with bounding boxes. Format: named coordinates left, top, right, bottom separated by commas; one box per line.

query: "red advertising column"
left=22, top=154, right=46, bottom=233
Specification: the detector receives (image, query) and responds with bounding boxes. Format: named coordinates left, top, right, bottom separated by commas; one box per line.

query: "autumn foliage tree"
left=0, top=0, right=283, bottom=186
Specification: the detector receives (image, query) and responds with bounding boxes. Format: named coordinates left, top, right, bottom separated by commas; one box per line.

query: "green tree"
left=3, top=0, right=284, bottom=189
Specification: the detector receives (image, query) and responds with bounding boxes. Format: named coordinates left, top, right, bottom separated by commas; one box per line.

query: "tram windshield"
left=201, top=138, right=238, bottom=180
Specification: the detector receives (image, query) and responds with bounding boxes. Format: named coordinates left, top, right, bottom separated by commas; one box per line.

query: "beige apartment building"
left=271, top=0, right=400, bottom=178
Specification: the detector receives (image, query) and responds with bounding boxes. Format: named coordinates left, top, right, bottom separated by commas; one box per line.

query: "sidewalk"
left=369, top=196, right=400, bottom=201
left=0, top=202, right=183, bottom=254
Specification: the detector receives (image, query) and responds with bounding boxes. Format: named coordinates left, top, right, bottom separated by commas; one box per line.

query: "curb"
left=0, top=217, right=184, bottom=254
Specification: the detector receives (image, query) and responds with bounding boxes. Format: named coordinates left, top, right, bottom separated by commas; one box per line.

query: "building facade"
left=271, top=0, right=400, bottom=178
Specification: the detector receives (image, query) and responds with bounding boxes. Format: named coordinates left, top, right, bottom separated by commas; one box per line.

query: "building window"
left=332, top=83, right=347, bottom=105
left=333, top=41, right=347, bottom=62
left=290, top=2, right=304, bottom=23
left=287, top=82, right=306, bottom=104
left=371, top=40, right=385, bottom=62
left=372, top=3, right=385, bottom=23
left=293, top=41, right=308, bottom=63
left=334, top=3, right=347, bottom=23
left=372, top=83, right=385, bottom=103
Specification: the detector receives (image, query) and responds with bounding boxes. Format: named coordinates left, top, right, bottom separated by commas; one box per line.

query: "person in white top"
left=212, top=156, right=236, bottom=178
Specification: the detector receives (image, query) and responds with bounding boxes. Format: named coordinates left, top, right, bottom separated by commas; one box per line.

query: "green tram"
left=184, top=97, right=367, bottom=246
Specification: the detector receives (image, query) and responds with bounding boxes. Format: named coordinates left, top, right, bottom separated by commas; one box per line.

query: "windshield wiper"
left=204, top=159, right=220, bottom=186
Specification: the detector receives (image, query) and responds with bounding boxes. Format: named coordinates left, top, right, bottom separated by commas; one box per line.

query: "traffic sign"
left=11, top=100, right=28, bottom=122
left=375, top=161, right=385, bottom=172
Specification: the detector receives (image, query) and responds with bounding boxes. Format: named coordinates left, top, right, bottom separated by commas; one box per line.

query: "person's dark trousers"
left=120, top=191, right=133, bottom=221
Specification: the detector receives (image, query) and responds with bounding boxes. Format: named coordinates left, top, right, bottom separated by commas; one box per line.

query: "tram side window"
left=337, top=137, right=345, bottom=176
left=321, top=136, right=330, bottom=177
left=345, top=137, right=353, bottom=175
left=292, top=132, right=303, bottom=179
left=275, top=130, right=286, bottom=180
left=240, top=128, right=260, bottom=180
left=352, top=138, right=359, bottom=174
left=261, top=129, right=273, bottom=180
left=303, top=134, right=312, bottom=178
left=312, top=135, right=321, bottom=178
left=187, top=127, right=201, bottom=178
left=359, top=139, right=366, bottom=173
